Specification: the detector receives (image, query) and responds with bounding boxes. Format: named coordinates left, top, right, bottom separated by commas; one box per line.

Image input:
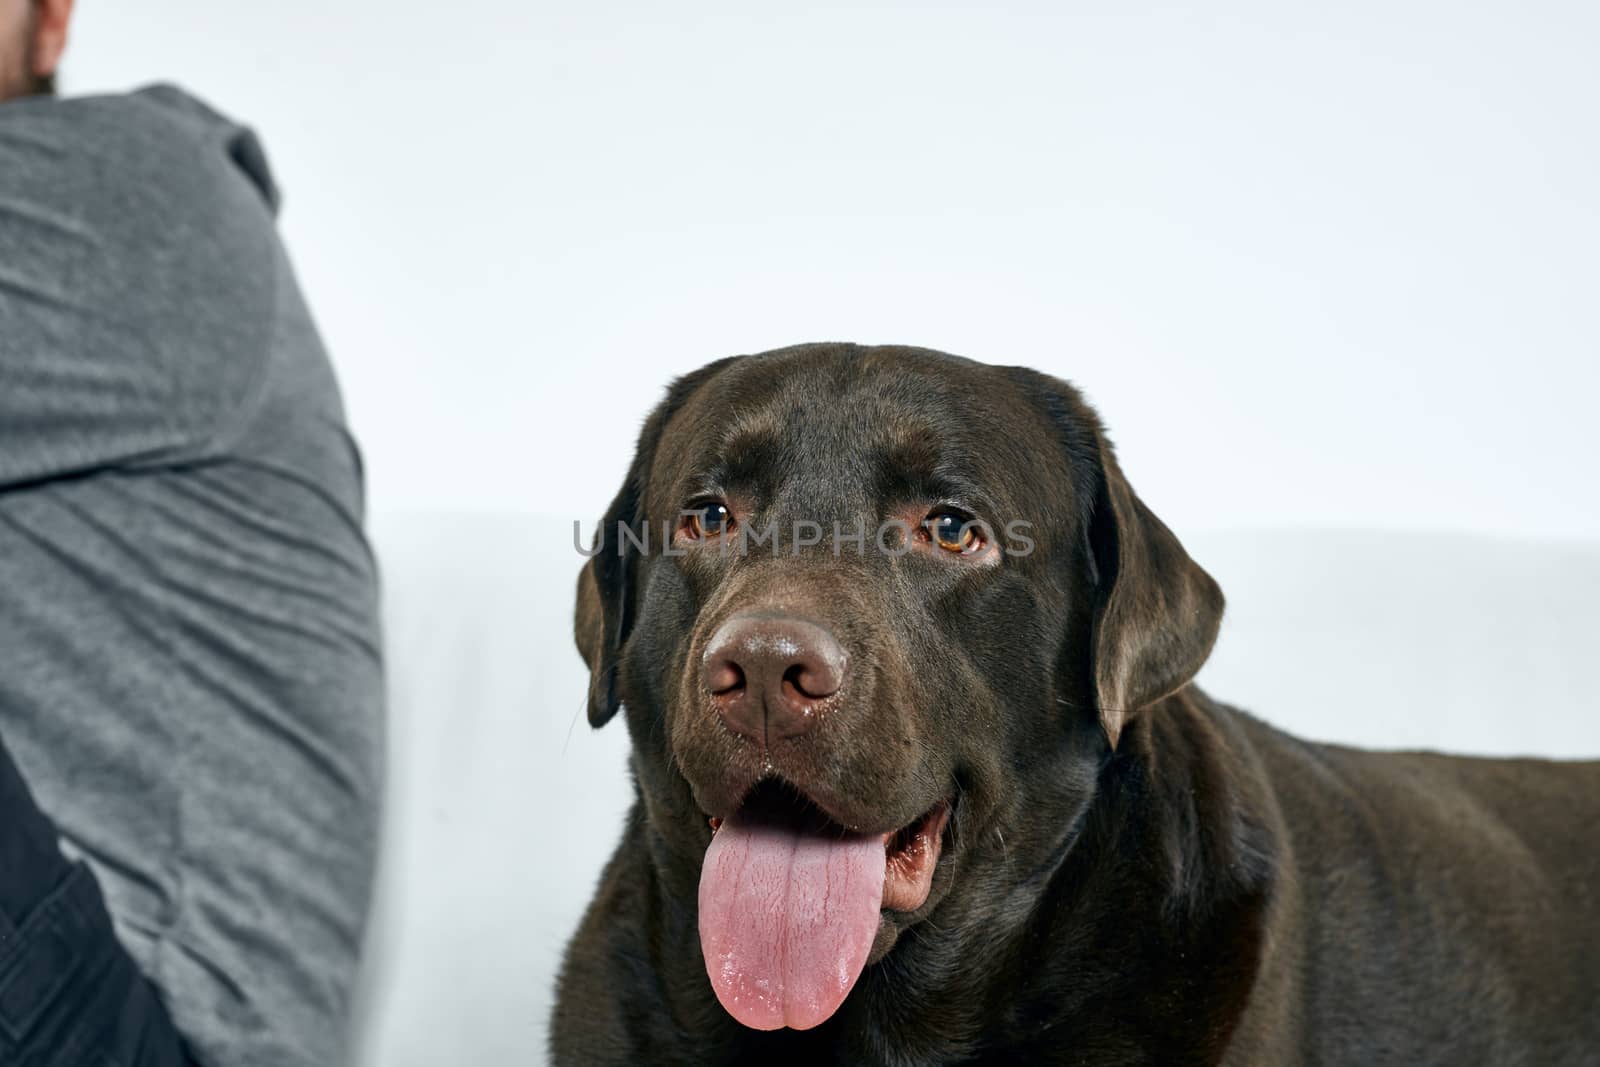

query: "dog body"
left=552, top=344, right=1599, bottom=1065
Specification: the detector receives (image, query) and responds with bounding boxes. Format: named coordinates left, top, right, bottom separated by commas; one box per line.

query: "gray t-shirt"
left=0, top=84, right=382, bottom=1067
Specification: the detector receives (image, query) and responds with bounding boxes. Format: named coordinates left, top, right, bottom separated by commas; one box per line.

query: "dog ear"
left=575, top=476, right=639, bottom=728
left=1007, top=369, right=1224, bottom=749
left=1086, top=434, right=1224, bottom=748
left=574, top=561, right=604, bottom=677
left=576, top=357, right=739, bottom=727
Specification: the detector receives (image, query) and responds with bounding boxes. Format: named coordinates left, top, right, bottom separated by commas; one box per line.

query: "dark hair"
left=25, top=2, right=57, bottom=97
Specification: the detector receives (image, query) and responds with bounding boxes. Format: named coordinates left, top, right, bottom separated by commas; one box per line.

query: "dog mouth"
left=698, top=780, right=952, bottom=1031
left=705, top=782, right=952, bottom=913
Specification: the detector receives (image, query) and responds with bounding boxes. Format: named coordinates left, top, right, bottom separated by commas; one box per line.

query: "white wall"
left=64, top=0, right=1599, bottom=540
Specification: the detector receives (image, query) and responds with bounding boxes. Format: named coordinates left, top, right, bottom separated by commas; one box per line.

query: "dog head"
left=574, top=343, right=1223, bottom=1031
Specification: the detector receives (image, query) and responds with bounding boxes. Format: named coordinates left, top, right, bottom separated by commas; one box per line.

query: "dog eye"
left=683, top=501, right=735, bottom=539
left=925, top=509, right=983, bottom=554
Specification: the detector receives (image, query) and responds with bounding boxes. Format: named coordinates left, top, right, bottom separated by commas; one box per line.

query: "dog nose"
left=702, top=614, right=846, bottom=744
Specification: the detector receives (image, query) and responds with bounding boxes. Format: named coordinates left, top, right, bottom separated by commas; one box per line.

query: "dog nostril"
left=707, top=661, right=745, bottom=697
left=783, top=663, right=833, bottom=701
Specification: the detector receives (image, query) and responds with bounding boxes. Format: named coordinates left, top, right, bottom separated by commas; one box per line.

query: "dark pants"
left=0, top=735, right=194, bottom=1067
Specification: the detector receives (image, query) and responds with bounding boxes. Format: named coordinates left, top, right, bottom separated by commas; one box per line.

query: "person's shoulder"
left=0, top=86, right=293, bottom=464
left=124, top=83, right=282, bottom=212
left=1, top=82, right=281, bottom=226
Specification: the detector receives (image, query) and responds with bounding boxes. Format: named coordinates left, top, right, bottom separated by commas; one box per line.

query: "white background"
left=55, top=2, right=1600, bottom=1063
left=63, top=0, right=1600, bottom=540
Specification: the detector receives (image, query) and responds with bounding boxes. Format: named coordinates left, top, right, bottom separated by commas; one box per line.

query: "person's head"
left=0, top=0, right=73, bottom=102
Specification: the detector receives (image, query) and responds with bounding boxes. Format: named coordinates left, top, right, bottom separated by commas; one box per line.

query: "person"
left=0, top=2, right=385, bottom=1064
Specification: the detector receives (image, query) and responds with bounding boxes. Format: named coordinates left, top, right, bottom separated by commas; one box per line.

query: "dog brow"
left=879, top=437, right=997, bottom=513
left=704, top=422, right=782, bottom=492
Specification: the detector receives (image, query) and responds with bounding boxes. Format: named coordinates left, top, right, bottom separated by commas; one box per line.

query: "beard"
left=22, top=8, right=56, bottom=97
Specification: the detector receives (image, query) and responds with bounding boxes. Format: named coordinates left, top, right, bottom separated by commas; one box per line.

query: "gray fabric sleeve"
left=0, top=84, right=279, bottom=487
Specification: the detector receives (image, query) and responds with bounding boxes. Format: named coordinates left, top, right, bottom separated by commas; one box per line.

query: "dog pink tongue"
left=698, top=808, right=886, bottom=1031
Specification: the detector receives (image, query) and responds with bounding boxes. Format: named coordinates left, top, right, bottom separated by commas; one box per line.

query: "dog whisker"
left=562, top=698, right=586, bottom=756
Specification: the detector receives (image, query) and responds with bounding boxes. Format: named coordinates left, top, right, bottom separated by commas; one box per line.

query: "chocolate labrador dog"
left=552, top=343, right=1599, bottom=1065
